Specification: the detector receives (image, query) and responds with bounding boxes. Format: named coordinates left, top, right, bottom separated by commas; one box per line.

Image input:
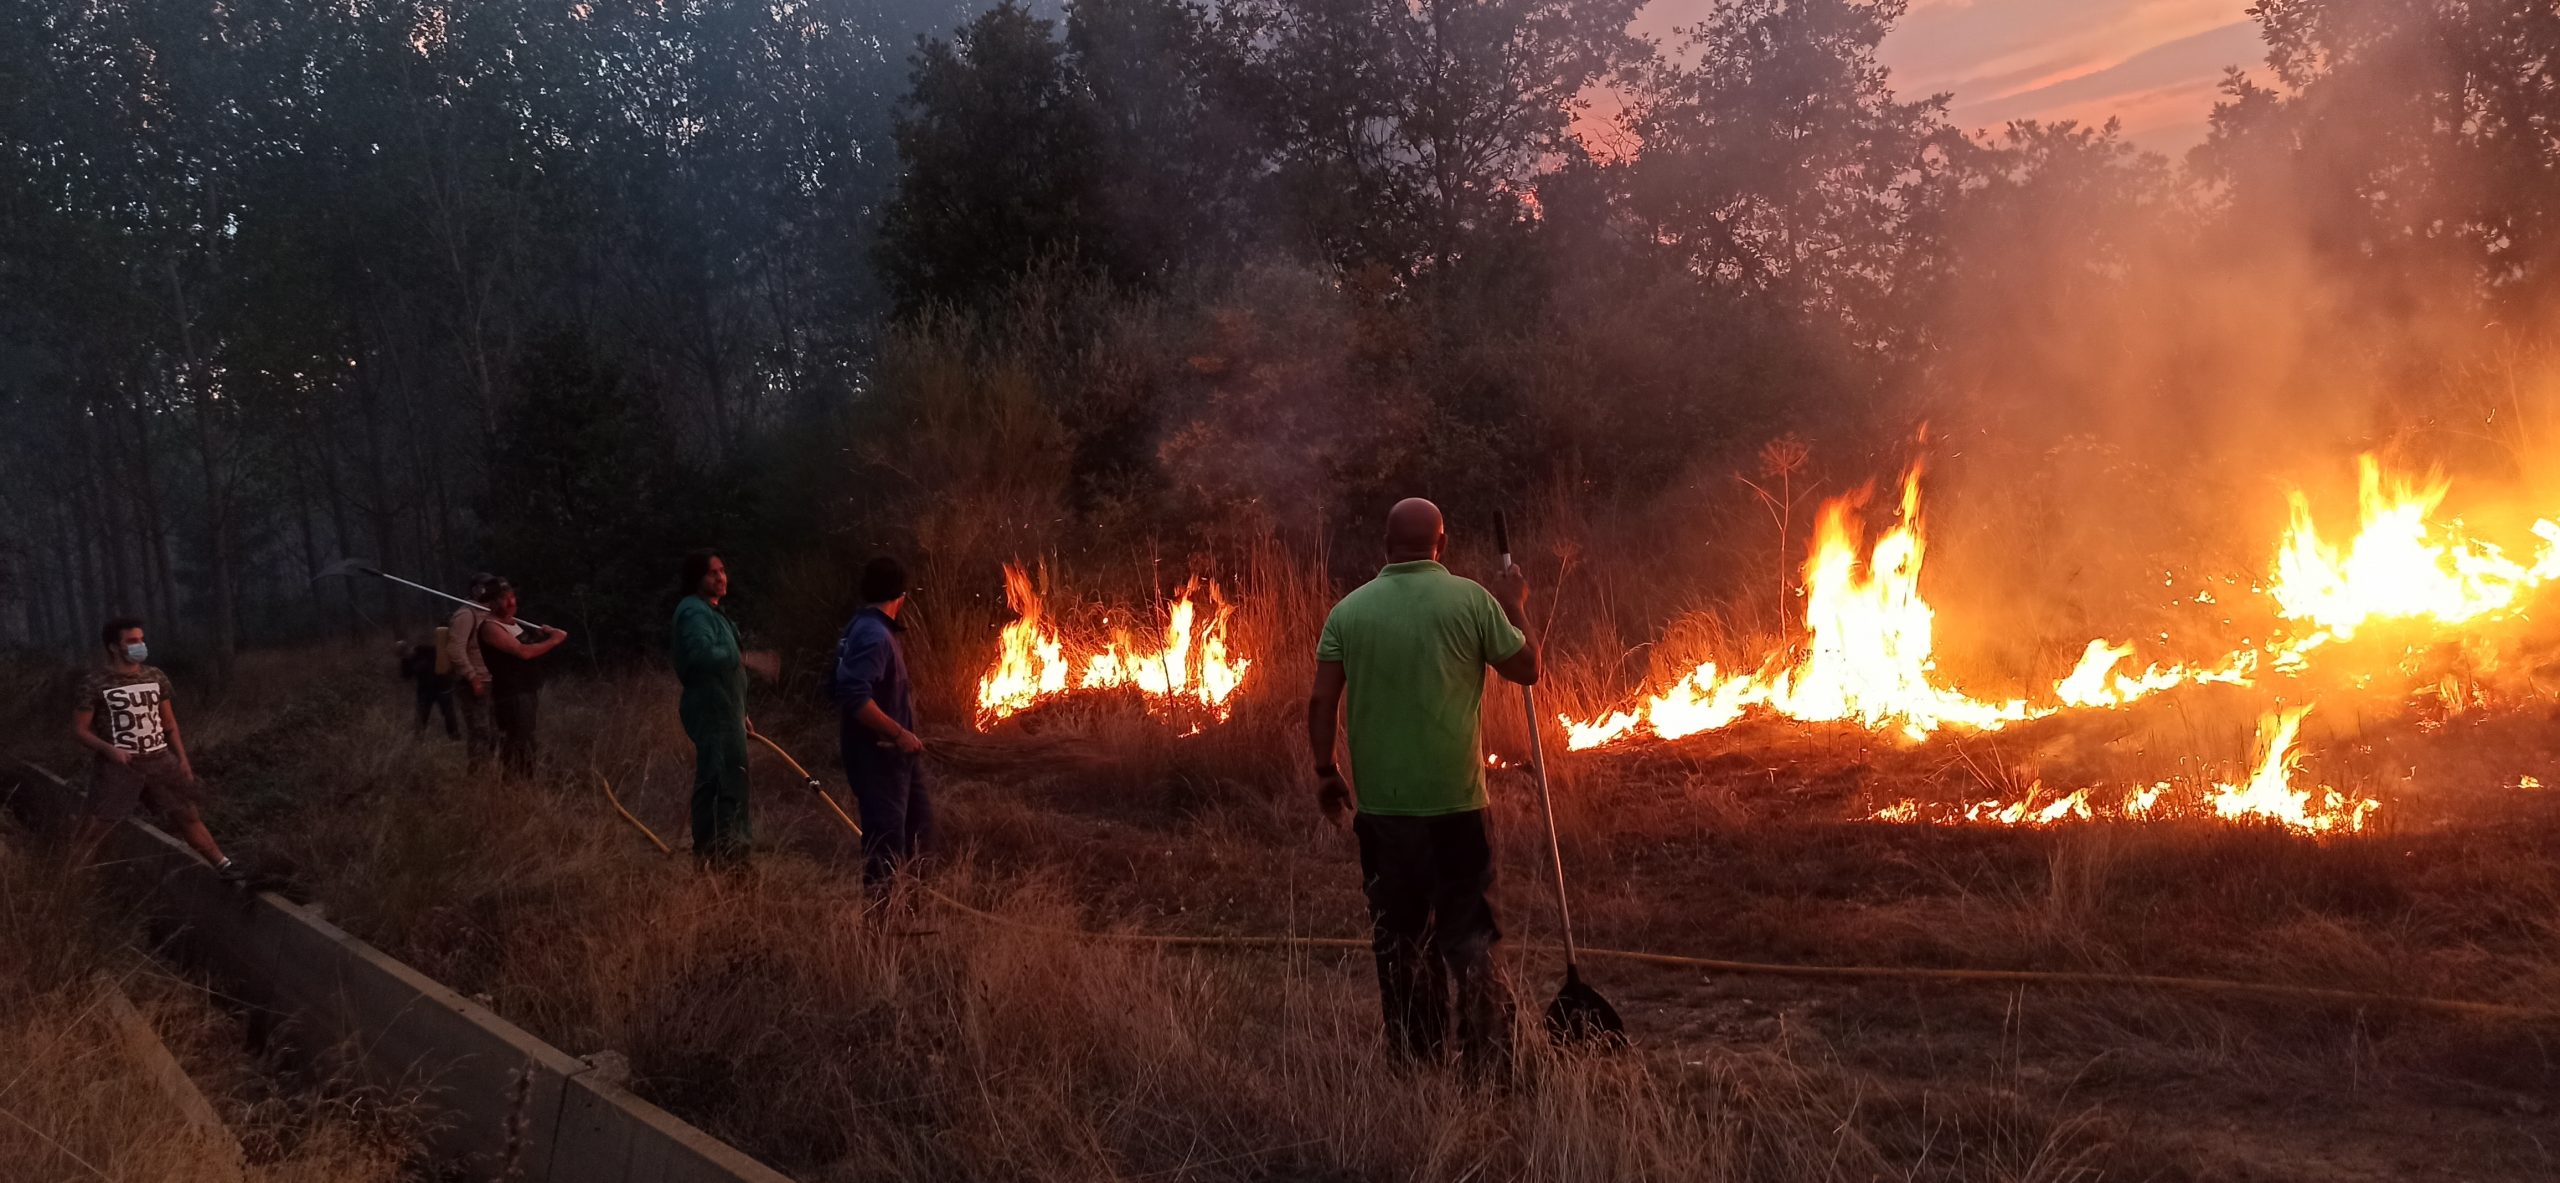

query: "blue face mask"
left=123, top=642, right=148, bottom=663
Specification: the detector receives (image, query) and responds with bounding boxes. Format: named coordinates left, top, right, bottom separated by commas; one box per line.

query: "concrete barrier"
left=5, top=767, right=795, bottom=1183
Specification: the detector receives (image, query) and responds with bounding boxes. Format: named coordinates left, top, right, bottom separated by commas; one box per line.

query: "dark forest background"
left=4, top=0, right=2555, bottom=679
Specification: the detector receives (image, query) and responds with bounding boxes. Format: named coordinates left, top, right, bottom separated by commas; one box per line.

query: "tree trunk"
left=61, top=498, right=98, bottom=654
left=319, top=441, right=366, bottom=642
left=167, top=259, right=238, bottom=677
left=79, top=408, right=135, bottom=614
left=290, top=426, right=328, bottom=637
left=355, top=357, right=402, bottom=632
left=122, top=388, right=181, bottom=631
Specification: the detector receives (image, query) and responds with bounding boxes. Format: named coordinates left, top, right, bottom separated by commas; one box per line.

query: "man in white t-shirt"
left=70, top=616, right=241, bottom=882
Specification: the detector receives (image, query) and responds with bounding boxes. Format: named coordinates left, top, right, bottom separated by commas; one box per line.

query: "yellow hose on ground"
left=747, top=728, right=864, bottom=838
left=911, top=886, right=2555, bottom=1024
left=585, top=751, right=2554, bottom=1025
left=595, top=770, right=672, bottom=855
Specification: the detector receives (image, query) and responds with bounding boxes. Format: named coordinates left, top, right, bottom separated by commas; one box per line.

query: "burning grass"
left=1552, top=453, right=2560, bottom=836
left=974, top=560, right=1253, bottom=730
left=11, top=641, right=2544, bottom=1182
left=13, top=446, right=2560, bottom=1179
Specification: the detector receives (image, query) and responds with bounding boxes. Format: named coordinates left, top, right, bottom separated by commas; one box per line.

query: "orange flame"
left=1569, top=454, right=2560, bottom=763
left=975, top=564, right=1069, bottom=725
left=2204, top=707, right=2378, bottom=833
left=2053, top=454, right=2560, bottom=716
left=1563, top=468, right=2029, bottom=749
left=2271, top=455, right=2560, bottom=639
left=974, top=563, right=1253, bottom=730
left=1868, top=710, right=2376, bottom=833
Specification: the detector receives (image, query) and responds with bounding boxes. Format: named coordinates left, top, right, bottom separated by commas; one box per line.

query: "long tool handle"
left=1519, top=685, right=1577, bottom=963
left=358, top=566, right=551, bottom=632
left=1497, top=512, right=1579, bottom=964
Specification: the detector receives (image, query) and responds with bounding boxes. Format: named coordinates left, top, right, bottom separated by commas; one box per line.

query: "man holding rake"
left=1308, top=498, right=1541, bottom=1074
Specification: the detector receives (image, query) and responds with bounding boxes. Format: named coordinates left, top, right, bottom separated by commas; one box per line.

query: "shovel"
left=1496, top=512, right=1627, bottom=1046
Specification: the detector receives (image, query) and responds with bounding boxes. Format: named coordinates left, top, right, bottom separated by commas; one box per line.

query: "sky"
left=1880, top=0, right=2271, bottom=150
left=1640, top=0, right=2278, bottom=154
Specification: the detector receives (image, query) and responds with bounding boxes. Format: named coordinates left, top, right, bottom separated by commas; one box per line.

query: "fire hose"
left=904, top=883, right=2551, bottom=1022
left=593, top=754, right=2555, bottom=1026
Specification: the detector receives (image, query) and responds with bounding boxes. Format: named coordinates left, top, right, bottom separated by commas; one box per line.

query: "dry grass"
left=11, top=598, right=2560, bottom=1182
left=0, top=834, right=413, bottom=1182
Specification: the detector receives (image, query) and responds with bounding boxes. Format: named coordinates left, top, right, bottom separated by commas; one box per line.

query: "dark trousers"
left=1355, top=809, right=1512, bottom=1071
left=844, top=743, right=933, bottom=893
left=413, top=679, right=457, bottom=738
left=459, top=688, right=497, bottom=771
left=688, top=724, right=751, bottom=866
left=492, top=692, right=538, bottom=776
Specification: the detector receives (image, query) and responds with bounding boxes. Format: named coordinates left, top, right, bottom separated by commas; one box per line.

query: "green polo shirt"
left=1317, top=560, right=1526, bottom=817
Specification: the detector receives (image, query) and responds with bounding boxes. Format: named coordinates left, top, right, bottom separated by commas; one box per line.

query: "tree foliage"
left=3, top=0, right=2555, bottom=665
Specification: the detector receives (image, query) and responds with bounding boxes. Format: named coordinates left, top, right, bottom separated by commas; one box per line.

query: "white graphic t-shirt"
left=78, top=666, right=174, bottom=756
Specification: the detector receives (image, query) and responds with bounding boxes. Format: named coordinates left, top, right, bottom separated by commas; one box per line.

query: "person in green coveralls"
left=1307, top=498, right=1541, bottom=1075
left=671, top=550, right=775, bottom=866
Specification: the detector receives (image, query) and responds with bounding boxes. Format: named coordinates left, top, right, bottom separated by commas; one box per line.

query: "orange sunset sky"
left=1640, top=0, right=2276, bottom=152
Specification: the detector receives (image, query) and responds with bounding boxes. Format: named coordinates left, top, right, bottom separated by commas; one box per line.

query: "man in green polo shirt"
left=1308, top=497, right=1540, bottom=1073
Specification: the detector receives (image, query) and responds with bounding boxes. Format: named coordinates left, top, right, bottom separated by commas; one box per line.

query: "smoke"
left=1903, top=18, right=2560, bottom=689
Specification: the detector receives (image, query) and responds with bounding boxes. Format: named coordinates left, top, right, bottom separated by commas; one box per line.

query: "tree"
left=2198, top=0, right=2560, bottom=311
left=876, top=3, right=1115, bottom=315
left=484, top=331, right=707, bottom=655
left=1233, top=0, right=1647, bottom=273
left=1620, top=0, right=1954, bottom=341
left=1068, top=0, right=1269, bottom=280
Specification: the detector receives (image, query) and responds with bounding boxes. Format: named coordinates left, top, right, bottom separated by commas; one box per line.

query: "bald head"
left=1385, top=498, right=1444, bottom=562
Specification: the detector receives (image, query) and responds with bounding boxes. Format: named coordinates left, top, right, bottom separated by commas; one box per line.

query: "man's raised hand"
left=1483, top=560, right=1528, bottom=617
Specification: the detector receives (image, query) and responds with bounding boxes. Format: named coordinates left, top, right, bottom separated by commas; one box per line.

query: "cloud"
left=1879, top=0, right=2265, bottom=148
left=1945, top=19, right=2263, bottom=145
left=1623, top=0, right=2268, bottom=150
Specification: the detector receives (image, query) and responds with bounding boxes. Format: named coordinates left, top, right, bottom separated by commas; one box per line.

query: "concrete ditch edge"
left=7, top=767, right=794, bottom=1183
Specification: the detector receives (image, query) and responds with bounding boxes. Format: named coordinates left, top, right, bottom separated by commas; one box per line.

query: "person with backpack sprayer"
left=1308, top=498, right=1540, bottom=1075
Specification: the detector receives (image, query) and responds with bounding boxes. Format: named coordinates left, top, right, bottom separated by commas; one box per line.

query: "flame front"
left=974, top=563, right=1253, bottom=730
left=2205, top=707, right=2379, bottom=833
left=975, top=564, right=1070, bottom=725
left=1868, top=709, right=2378, bottom=834
left=1568, top=455, right=2560, bottom=752
left=1561, top=452, right=2560, bottom=833
left=2270, top=456, right=2560, bottom=639
left=1563, top=468, right=2029, bottom=749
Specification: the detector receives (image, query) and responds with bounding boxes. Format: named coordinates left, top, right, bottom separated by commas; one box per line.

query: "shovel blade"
left=1544, top=963, right=1627, bottom=1046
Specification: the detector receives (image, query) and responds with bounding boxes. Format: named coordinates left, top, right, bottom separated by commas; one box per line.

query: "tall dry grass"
left=16, top=560, right=2560, bottom=1182
left=136, top=653, right=2146, bottom=1183
left=0, top=835, right=412, bottom=1182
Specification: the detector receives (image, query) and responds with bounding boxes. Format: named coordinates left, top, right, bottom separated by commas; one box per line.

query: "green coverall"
left=672, top=594, right=751, bottom=863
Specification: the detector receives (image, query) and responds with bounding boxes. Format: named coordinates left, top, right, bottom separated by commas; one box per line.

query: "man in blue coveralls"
left=830, top=556, right=930, bottom=901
